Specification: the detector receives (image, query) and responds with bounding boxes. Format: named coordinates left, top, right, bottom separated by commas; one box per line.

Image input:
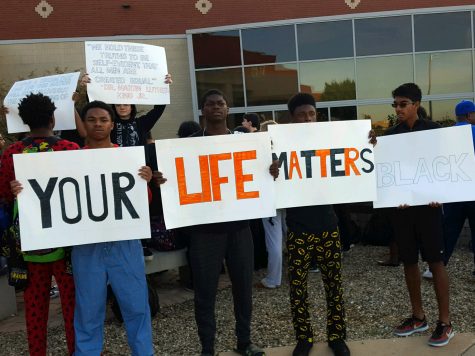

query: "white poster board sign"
left=85, top=41, right=170, bottom=105
left=373, top=125, right=475, bottom=208
left=4, top=72, right=80, bottom=133
left=268, top=121, right=376, bottom=208
left=155, top=133, right=276, bottom=229
left=14, top=147, right=150, bottom=251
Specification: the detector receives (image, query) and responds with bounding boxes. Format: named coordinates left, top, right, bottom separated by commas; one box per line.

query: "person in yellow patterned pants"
left=283, top=93, right=349, bottom=356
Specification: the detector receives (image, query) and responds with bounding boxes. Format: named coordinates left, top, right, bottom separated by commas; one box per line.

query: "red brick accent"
left=0, top=0, right=473, bottom=40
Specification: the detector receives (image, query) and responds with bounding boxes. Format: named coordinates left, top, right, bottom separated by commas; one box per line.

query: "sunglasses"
left=391, top=101, right=415, bottom=109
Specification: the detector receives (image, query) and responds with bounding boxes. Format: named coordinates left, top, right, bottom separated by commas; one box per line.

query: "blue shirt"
left=454, top=121, right=475, bottom=151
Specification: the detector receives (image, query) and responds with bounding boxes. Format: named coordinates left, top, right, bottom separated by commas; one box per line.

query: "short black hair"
left=18, top=92, right=56, bottom=130
left=81, top=101, right=115, bottom=121
left=200, top=89, right=228, bottom=110
left=177, top=120, right=201, bottom=138
left=392, top=83, right=422, bottom=102
left=287, top=93, right=316, bottom=115
left=243, top=113, right=260, bottom=130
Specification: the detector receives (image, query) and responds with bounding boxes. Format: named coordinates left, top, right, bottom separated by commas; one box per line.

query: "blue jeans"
left=443, top=201, right=475, bottom=267
left=72, top=240, right=153, bottom=356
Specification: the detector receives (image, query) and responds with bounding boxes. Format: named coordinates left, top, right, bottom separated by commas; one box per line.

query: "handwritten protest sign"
left=373, top=125, right=475, bottom=208
left=4, top=72, right=80, bottom=133
left=155, top=133, right=276, bottom=229
left=268, top=121, right=376, bottom=209
left=14, top=147, right=150, bottom=251
left=85, top=41, right=170, bottom=105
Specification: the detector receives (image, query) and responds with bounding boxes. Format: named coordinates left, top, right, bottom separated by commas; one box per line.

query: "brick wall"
left=0, top=0, right=473, bottom=40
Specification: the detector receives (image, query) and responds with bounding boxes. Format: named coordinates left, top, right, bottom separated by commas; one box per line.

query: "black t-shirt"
left=286, top=205, right=338, bottom=234
left=384, top=118, right=441, bottom=136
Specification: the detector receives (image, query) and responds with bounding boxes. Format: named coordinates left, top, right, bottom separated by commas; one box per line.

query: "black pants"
left=287, top=228, right=346, bottom=343
left=189, top=227, right=254, bottom=354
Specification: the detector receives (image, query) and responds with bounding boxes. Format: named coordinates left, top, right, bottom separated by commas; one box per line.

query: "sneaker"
left=50, top=286, right=60, bottom=299
left=422, top=268, right=433, bottom=279
left=255, top=278, right=278, bottom=289
left=234, top=343, right=265, bottom=356
left=292, top=340, right=313, bottom=356
left=143, top=247, right=154, bottom=261
left=328, top=339, right=351, bottom=356
left=394, top=315, right=428, bottom=336
left=428, top=321, right=454, bottom=347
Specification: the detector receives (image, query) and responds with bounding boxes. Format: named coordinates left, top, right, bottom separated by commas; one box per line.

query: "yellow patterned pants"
left=287, top=229, right=346, bottom=342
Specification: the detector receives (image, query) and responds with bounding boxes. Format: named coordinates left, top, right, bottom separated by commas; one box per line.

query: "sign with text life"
left=85, top=41, right=170, bottom=105
left=4, top=72, right=80, bottom=133
left=155, top=133, right=276, bottom=229
left=373, top=125, right=475, bottom=208
left=14, top=147, right=151, bottom=251
left=268, top=121, right=377, bottom=209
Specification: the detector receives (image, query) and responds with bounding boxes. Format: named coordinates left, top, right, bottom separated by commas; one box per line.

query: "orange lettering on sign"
left=209, top=153, right=232, bottom=201
left=344, top=148, right=361, bottom=176
left=176, top=156, right=212, bottom=205
left=233, top=151, right=259, bottom=199
left=288, top=151, right=303, bottom=179
left=315, top=149, right=331, bottom=177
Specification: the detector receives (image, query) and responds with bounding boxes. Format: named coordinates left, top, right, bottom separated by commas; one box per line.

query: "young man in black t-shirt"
left=284, top=93, right=349, bottom=356
left=386, top=83, right=453, bottom=347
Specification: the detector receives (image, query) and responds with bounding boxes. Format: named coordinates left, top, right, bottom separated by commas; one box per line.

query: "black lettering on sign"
left=112, top=172, right=139, bottom=219
left=28, top=177, right=58, bottom=229
left=361, top=148, right=375, bottom=173
left=330, top=148, right=345, bottom=177
left=272, top=152, right=289, bottom=180
left=85, top=174, right=108, bottom=222
left=59, top=178, right=82, bottom=224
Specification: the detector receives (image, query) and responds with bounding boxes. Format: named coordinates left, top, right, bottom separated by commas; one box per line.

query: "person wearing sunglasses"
left=384, top=83, right=453, bottom=347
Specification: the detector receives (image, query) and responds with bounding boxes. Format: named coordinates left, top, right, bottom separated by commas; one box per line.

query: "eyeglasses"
left=391, top=101, right=415, bottom=109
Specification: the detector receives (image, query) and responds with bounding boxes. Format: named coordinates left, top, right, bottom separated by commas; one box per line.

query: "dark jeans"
left=443, top=201, right=475, bottom=266
left=189, top=227, right=254, bottom=354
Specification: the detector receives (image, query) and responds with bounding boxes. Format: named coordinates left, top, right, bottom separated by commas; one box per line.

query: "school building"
left=0, top=1, right=474, bottom=138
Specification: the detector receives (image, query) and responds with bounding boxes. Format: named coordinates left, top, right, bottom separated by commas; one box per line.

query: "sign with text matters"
left=85, top=41, right=170, bottom=105
left=373, top=125, right=475, bottom=208
left=14, top=147, right=150, bottom=251
left=155, top=133, right=276, bottom=229
left=268, top=121, right=376, bottom=209
left=4, top=72, right=80, bottom=133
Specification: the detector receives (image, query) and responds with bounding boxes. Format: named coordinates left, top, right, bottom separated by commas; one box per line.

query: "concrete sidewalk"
left=221, top=333, right=475, bottom=356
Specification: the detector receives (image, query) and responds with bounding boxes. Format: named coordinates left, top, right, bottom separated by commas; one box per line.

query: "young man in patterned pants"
left=284, top=93, right=349, bottom=356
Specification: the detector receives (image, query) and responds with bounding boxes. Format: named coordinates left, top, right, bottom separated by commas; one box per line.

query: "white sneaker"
left=422, top=268, right=433, bottom=279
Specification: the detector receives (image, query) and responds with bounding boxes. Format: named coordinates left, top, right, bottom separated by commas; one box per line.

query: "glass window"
left=275, top=110, right=291, bottom=124
left=227, top=113, right=245, bottom=129
left=415, top=51, right=473, bottom=95
left=330, top=106, right=357, bottom=121
left=414, top=12, right=472, bottom=52
left=297, top=21, right=353, bottom=60
left=356, top=55, right=413, bottom=99
left=245, top=64, right=298, bottom=106
left=317, top=108, right=329, bottom=122
left=196, top=68, right=244, bottom=108
left=192, top=31, right=241, bottom=69
left=242, top=26, right=296, bottom=65
left=299, top=59, right=355, bottom=101
left=358, top=103, right=396, bottom=134
left=355, top=16, right=412, bottom=56
left=422, top=99, right=471, bottom=123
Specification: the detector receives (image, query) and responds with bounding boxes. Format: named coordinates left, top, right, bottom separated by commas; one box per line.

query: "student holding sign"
left=283, top=93, right=350, bottom=356
left=71, top=101, right=154, bottom=356
left=81, top=73, right=172, bottom=147
left=385, top=83, right=453, bottom=347
left=0, top=93, right=79, bottom=356
left=155, top=89, right=278, bottom=356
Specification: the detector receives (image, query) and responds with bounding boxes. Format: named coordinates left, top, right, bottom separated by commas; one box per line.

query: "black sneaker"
left=143, top=247, right=154, bottom=261
left=235, top=343, right=265, bottom=356
left=328, top=339, right=350, bottom=356
left=292, top=340, right=313, bottom=356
